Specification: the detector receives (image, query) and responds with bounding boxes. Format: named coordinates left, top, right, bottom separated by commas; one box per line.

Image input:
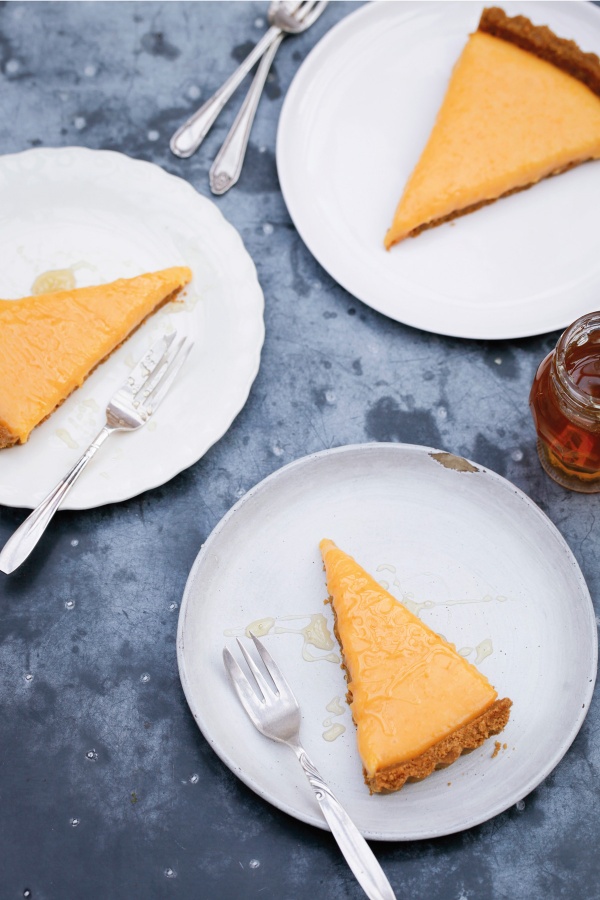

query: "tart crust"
left=479, top=6, right=600, bottom=99
left=327, top=597, right=512, bottom=794
left=364, top=697, right=512, bottom=794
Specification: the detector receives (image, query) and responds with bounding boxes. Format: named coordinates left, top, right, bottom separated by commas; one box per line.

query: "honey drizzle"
left=224, top=613, right=340, bottom=664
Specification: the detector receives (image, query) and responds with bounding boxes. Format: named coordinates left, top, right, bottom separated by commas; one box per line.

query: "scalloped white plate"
left=0, top=147, right=264, bottom=509
left=177, top=443, right=597, bottom=841
left=277, top=1, right=600, bottom=339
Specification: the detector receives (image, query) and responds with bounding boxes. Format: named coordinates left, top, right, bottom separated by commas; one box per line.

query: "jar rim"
left=555, top=311, right=600, bottom=413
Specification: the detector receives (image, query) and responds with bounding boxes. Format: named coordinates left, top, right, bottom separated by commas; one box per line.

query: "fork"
left=209, top=0, right=327, bottom=194
left=0, top=331, right=193, bottom=575
left=170, top=0, right=329, bottom=160
left=223, top=635, right=397, bottom=900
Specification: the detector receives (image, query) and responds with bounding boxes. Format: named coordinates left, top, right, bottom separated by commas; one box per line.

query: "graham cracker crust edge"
left=404, top=159, right=593, bottom=239
left=325, top=594, right=512, bottom=795
left=479, top=6, right=600, bottom=99
left=366, top=697, right=512, bottom=794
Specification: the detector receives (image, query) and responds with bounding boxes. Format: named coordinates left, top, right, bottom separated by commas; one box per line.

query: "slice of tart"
left=0, top=266, right=192, bottom=449
left=384, top=6, right=600, bottom=248
left=320, top=539, right=511, bottom=793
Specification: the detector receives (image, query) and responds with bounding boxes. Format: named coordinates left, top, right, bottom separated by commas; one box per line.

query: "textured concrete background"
left=0, top=2, right=599, bottom=898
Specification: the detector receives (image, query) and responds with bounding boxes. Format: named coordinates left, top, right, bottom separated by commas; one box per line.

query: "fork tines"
left=124, top=331, right=193, bottom=416
left=223, top=635, right=299, bottom=727
left=240, top=635, right=291, bottom=698
left=141, top=334, right=193, bottom=413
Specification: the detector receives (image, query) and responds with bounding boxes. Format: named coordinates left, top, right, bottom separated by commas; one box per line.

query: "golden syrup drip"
left=322, top=723, right=345, bottom=742
left=325, top=696, right=345, bottom=716
left=322, top=695, right=346, bottom=742
left=225, top=614, right=339, bottom=663
left=448, top=638, right=494, bottom=663
left=275, top=614, right=339, bottom=663
left=31, top=268, right=77, bottom=294
left=245, top=617, right=276, bottom=638
left=368, top=572, right=504, bottom=668
left=474, top=638, right=493, bottom=664
left=54, top=428, right=78, bottom=449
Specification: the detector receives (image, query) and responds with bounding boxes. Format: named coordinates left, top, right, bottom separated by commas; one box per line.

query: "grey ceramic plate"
left=177, top=443, right=597, bottom=840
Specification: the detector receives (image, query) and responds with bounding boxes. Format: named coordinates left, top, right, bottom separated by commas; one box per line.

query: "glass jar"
left=530, top=311, right=600, bottom=492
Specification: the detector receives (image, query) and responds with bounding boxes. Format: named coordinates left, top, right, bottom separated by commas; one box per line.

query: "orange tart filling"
left=385, top=7, right=600, bottom=248
left=320, top=539, right=511, bottom=793
left=0, top=266, right=192, bottom=449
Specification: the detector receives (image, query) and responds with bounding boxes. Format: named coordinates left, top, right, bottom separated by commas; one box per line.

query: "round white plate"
left=177, top=443, right=597, bottom=841
left=277, top=1, right=600, bottom=340
left=0, top=147, right=264, bottom=509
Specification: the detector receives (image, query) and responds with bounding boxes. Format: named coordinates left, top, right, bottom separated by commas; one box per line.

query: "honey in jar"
left=530, top=311, right=600, bottom=492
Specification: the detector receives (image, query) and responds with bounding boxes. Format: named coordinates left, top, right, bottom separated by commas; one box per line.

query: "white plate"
left=0, top=147, right=264, bottom=509
left=277, top=1, right=600, bottom=340
left=177, top=443, right=597, bottom=841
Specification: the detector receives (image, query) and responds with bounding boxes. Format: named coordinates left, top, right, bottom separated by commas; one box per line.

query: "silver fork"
left=209, top=0, right=327, bottom=195
left=170, top=0, right=329, bottom=160
left=223, top=636, right=397, bottom=900
left=0, top=331, right=193, bottom=575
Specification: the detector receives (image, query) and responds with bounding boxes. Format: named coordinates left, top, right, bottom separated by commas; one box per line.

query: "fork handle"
left=170, top=25, right=283, bottom=159
left=0, top=425, right=113, bottom=575
left=293, top=745, right=397, bottom=900
left=209, top=33, right=284, bottom=194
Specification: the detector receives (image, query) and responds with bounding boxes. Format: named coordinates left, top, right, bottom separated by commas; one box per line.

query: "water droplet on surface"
left=84, top=63, right=97, bottom=77
left=325, top=390, right=336, bottom=404
left=86, top=749, right=98, bottom=761
left=272, top=444, right=284, bottom=457
left=262, top=223, right=274, bottom=236
left=516, top=800, right=525, bottom=812
left=494, top=358, right=502, bottom=365
left=190, top=773, right=199, bottom=784
left=70, top=817, right=80, bottom=827
left=511, top=449, right=523, bottom=462
left=6, top=59, right=19, bottom=74
left=140, top=673, right=151, bottom=684
left=169, top=601, right=178, bottom=611
left=23, top=890, right=31, bottom=898
left=74, top=116, right=86, bottom=130
left=147, top=129, right=159, bottom=142
left=259, top=145, right=266, bottom=154
left=254, top=17, right=264, bottom=27
left=70, top=539, right=79, bottom=547
left=65, top=599, right=75, bottom=610
left=187, top=84, right=201, bottom=100
left=24, top=673, right=33, bottom=682
left=164, top=868, right=176, bottom=879
left=249, top=859, right=260, bottom=869
left=437, top=406, right=447, bottom=419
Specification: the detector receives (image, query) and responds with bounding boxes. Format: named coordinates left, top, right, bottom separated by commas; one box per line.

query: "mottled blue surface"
left=0, top=2, right=599, bottom=898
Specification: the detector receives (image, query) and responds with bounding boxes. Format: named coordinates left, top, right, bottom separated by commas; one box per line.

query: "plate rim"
left=276, top=0, right=600, bottom=341
left=176, top=441, right=598, bottom=840
left=0, top=145, right=265, bottom=510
